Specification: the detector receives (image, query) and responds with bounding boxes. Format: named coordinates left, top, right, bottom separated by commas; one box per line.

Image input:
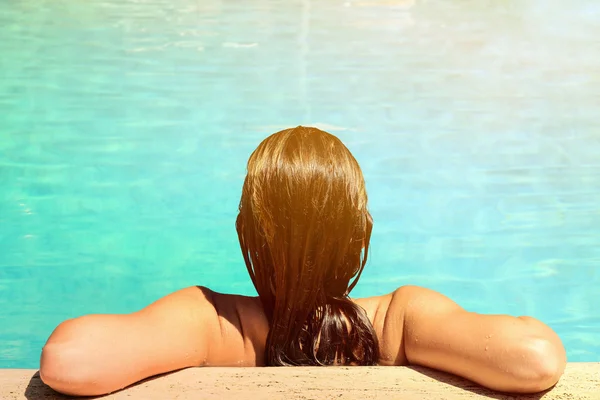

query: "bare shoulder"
left=144, top=286, right=454, bottom=370
left=212, top=285, right=443, bottom=368
left=203, top=286, right=446, bottom=368
left=163, top=286, right=269, bottom=367
left=203, top=288, right=269, bottom=366
left=353, top=285, right=437, bottom=366
left=194, top=285, right=457, bottom=368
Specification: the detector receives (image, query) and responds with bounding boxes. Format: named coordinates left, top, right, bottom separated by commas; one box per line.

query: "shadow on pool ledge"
left=24, top=370, right=176, bottom=400
left=406, top=366, right=549, bottom=399
left=16, top=364, right=599, bottom=400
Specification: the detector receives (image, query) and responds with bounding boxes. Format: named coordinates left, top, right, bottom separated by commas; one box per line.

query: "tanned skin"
left=40, top=285, right=566, bottom=396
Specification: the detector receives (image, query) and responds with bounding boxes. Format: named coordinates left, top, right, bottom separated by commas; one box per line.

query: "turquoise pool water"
left=1, top=0, right=599, bottom=368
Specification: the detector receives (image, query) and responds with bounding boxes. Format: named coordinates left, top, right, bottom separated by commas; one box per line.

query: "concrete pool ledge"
left=1, top=363, right=598, bottom=400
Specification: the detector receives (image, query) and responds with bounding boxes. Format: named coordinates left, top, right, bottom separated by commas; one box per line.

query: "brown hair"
left=236, top=126, right=379, bottom=366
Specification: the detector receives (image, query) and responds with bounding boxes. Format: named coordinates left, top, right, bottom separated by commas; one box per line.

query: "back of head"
left=236, top=126, right=379, bottom=366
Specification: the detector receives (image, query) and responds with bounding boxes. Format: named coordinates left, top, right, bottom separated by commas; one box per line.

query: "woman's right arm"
left=396, top=285, right=566, bottom=393
left=40, top=286, right=222, bottom=396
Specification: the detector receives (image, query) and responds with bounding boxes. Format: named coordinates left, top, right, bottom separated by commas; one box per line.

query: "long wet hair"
left=236, top=126, right=379, bottom=366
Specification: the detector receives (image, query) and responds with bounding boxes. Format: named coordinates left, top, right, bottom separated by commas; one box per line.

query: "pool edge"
left=2, top=363, right=599, bottom=399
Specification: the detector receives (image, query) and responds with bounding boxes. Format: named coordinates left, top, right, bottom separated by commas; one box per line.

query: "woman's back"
left=196, top=287, right=405, bottom=367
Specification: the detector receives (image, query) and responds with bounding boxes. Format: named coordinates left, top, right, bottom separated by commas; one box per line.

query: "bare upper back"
left=206, top=288, right=408, bottom=367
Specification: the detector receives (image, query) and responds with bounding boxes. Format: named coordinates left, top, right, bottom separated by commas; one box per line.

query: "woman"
left=40, top=126, right=566, bottom=396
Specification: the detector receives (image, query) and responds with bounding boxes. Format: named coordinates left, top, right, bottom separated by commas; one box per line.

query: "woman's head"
left=236, top=126, right=378, bottom=366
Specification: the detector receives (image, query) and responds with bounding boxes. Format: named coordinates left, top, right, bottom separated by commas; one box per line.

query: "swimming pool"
left=1, top=0, right=599, bottom=368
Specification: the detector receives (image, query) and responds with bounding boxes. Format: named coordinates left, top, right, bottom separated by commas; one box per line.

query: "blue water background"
left=1, top=0, right=599, bottom=367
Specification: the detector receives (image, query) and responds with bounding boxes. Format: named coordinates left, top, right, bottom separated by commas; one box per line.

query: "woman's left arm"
left=40, top=286, right=224, bottom=396
left=396, top=285, right=566, bottom=393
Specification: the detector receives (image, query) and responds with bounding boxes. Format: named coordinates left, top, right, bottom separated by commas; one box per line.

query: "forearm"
left=405, top=312, right=566, bottom=393
left=39, top=287, right=221, bottom=396
left=40, top=312, right=203, bottom=396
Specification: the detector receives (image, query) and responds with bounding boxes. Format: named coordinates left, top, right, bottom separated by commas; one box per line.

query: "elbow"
left=40, top=343, right=94, bottom=396
left=39, top=345, right=72, bottom=394
left=512, top=337, right=566, bottom=393
left=41, top=346, right=108, bottom=397
left=39, top=318, right=107, bottom=396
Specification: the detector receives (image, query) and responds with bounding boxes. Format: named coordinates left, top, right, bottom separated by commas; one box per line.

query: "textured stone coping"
left=1, top=363, right=598, bottom=400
